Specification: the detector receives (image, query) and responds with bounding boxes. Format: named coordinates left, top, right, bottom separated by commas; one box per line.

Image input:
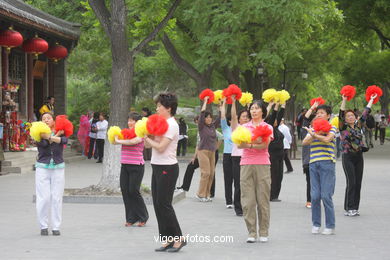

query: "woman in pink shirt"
left=113, top=112, right=148, bottom=227
left=238, top=100, right=273, bottom=243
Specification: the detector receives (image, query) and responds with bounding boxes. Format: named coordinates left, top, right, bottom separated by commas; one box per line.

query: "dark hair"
left=204, top=111, right=212, bottom=118
left=93, top=112, right=99, bottom=120
left=141, top=107, right=152, bottom=117
left=226, top=115, right=231, bottom=126
left=128, top=112, right=142, bottom=121
left=41, top=112, right=54, bottom=120
left=248, top=100, right=267, bottom=119
left=344, top=109, right=357, bottom=119
left=47, top=96, right=54, bottom=101
left=237, top=109, right=248, bottom=121
left=154, top=93, right=178, bottom=116
left=317, top=104, right=332, bottom=115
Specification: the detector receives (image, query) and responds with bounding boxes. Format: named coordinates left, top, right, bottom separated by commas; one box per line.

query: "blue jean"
left=310, top=160, right=336, bottom=229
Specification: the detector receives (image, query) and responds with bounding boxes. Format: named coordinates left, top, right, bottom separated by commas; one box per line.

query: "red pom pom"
left=55, top=115, right=74, bottom=137
left=121, top=128, right=136, bottom=140
left=365, top=85, right=383, bottom=104
left=146, top=114, right=169, bottom=136
left=313, top=118, right=332, bottom=133
left=222, top=84, right=242, bottom=104
left=340, top=85, right=356, bottom=101
left=310, top=97, right=326, bottom=106
left=251, top=124, right=273, bottom=143
left=222, top=88, right=233, bottom=104
left=199, top=89, right=215, bottom=104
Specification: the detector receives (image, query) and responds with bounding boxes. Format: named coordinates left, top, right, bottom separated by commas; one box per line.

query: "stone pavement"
left=0, top=140, right=389, bottom=260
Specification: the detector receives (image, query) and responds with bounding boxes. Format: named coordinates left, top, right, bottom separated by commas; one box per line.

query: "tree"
left=88, top=0, right=181, bottom=190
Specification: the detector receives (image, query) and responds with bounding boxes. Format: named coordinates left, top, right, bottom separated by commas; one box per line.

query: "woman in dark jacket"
left=35, top=112, right=68, bottom=236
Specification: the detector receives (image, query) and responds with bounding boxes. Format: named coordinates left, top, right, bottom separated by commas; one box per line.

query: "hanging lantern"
left=45, top=42, right=68, bottom=63
left=0, top=26, right=24, bottom=53
left=22, top=35, right=48, bottom=58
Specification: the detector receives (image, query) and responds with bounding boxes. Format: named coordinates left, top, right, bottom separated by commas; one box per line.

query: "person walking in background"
left=374, top=110, right=382, bottom=141
left=177, top=118, right=188, bottom=156
left=39, top=96, right=55, bottom=116
left=379, top=116, right=388, bottom=145
left=296, top=108, right=307, bottom=140
left=141, top=107, right=152, bottom=161
left=88, top=112, right=99, bottom=159
left=144, top=93, right=186, bottom=252
left=210, top=130, right=223, bottom=199
left=113, top=112, right=149, bottom=227
left=77, top=114, right=90, bottom=156
left=35, top=112, right=67, bottom=236
left=339, top=94, right=376, bottom=217
left=95, top=113, right=108, bottom=163
left=364, top=110, right=375, bottom=148
left=279, top=118, right=293, bottom=173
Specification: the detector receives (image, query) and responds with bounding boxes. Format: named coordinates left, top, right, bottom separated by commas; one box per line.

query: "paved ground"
left=0, top=139, right=389, bottom=260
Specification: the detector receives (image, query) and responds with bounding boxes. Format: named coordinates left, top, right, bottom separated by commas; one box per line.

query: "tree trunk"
left=380, top=82, right=389, bottom=116
left=243, top=70, right=262, bottom=99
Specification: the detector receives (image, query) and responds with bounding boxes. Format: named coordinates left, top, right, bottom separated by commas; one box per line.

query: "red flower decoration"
left=121, top=128, right=136, bottom=140
left=55, top=115, right=74, bottom=137
left=365, top=85, right=383, bottom=104
left=340, top=85, right=356, bottom=101
left=313, top=118, right=332, bottom=133
left=251, top=124, right=273, bottom=143
left=199, top=88, right=215, bottom=104
left=146, top=114, right=169, bottom=136
left=310, top=97, right=326, bottom=106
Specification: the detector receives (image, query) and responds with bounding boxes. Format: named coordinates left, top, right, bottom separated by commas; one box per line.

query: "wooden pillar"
left=1, top=47, right=8, bottom=85
left=27, top=54, right=34, bottom=121
left=48, top=62, right=54, bottom=97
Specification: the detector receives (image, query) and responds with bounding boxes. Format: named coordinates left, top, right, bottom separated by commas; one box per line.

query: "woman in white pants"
left=35, top=112, right=67, bottom=236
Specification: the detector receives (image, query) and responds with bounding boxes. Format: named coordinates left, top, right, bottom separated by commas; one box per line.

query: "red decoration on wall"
left=45, top=42, right=68, bottom=62
left=0, top=27, right=24, bottom=53
left=22, top=35, right=49, bottom=58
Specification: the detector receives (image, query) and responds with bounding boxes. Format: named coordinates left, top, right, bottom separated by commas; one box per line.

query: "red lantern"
left=45, top=42, right=68, bottom=62
left=0, top=27, right=24, bottom=53
left=23, top=35, right=48, bottom=58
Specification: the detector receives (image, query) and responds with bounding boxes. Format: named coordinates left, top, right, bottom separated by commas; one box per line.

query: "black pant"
left=379, top=128, right=386, bottom=144
left=95, top=139, right=104, bottom=161
left=181, top=158, right=199, bottom=191
left=232, top=156, right=242, bottom=214
left=222, top=153, right=233, bottom=205
left=151, top=164, right=182, bottom=238
left=210, top=150, right=219, bottom=197
left=375, top=122, right=379, bottom=140
left=120, top=164, right=148, bottom=223
left=177, top=138, right=187, bottom=156
left=88, top=137, right=97, bottom=159
left=270, top=150, right=284, bottom=200
left=283, top=149, right=293, bottom=172
left=342, top=152, right=364, bottom=211
left=303, top=165, right=311, bottom=202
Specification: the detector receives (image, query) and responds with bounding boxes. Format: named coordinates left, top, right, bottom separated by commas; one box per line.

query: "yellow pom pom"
left=107, top=126, right=123, bottom=144
left=262, top=88, right=277, bottom=103
left=278, top=90, right=290, bottom=104
left=135, top=117, right=149, bottom=138
left=30, top=121, right=51, bottom=142
left=213, top=90, right=223, bottom=104
left=239, top=92, right=253, bottom=106
left=231, top=126, right=252, bottom=145
left=330, top=116, right=339, bottom=128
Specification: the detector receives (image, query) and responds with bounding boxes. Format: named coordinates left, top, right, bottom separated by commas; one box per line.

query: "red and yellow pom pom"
left=121, top=128, right=136, bottom=140
left=146, top=114, right=169, bottom=136
left=239, top=92, right=253, bottom=106
left=213, top=90, right=223, bottom=104
left=231, top=126, right=252, bottom=144
left=365, top=85, right=383, bottom=104
left=310, top=97, right=326, bottom=106
left=199, top=88, right=215, bottom=104
left=278, top=90, right=290, bottom=104
left=135, top=117, right=149, bottom=138
left=30, top=121, right=51, bottom=142
left=340, top=85, right=356, bottom=101
left=223, top=84, right=242, bottom=104
left=252, top=124, right=273, bottom=143
left=262, top=88, right=277, bottom=103
left=55, top=115, right=74, bottom=137
left=313, top=118, right=332, bottom=133
left=107, top=126, right=123, bottom=144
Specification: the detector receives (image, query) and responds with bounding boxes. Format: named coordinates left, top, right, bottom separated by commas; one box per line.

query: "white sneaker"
left=321, top=228, right=335, bottom=235
left=226, top=204, right=233, bottom=209
left=311, top=226, right=320, bottom=234
left=196, top=195, right=205, bottom=202
left=204, top=197, right=212, bottom=202
left=259, top=237, right=268, bottom=243
left=246, top=237, right=256, bottom=243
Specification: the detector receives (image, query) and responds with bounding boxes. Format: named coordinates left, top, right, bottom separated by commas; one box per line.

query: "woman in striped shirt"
left=114, top=112, right=149, bottom=227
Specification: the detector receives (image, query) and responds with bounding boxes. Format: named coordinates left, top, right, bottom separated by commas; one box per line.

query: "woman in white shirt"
left=95, top=113, right=108, bottom=163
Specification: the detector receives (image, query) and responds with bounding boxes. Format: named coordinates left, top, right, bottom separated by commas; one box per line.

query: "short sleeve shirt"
left=151, top=117, right=179, bottom=165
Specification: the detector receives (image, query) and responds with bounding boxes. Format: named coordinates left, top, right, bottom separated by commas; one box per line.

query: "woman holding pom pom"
left=339, top=93, right=376, bottom=217
left=143, top=93, right=186, bottom=252
left=238, top=100, right=273, bottom=243
left=112, top=112, right=149, bottom=227
left=302, top=104, right=337, bottom=235
left=35, top=112, right=68, bottom=236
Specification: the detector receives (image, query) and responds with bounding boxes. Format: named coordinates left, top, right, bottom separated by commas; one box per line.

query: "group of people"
left=33, top=88, right=386, bottom=250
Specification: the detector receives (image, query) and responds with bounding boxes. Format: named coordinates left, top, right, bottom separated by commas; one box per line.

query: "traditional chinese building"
left=0, top=0, right=80, bottom=151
